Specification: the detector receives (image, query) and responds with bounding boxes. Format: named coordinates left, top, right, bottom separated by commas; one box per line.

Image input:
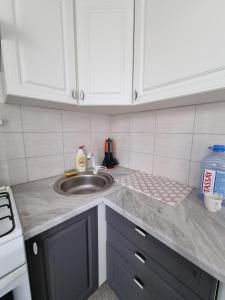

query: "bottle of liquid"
left=200, top=145, right=225, bottom=205
left=76, top=145, right=87, bottom=172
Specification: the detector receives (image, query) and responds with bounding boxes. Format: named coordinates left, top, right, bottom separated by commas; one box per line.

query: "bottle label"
left=202, top=169, right=225, bottom=197
left=78, top=155, right=86, bottom=168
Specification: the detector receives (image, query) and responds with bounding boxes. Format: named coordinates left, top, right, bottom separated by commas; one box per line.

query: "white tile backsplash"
left=155, top=133, right=192, bottom=160
left=62, top=111, right=90, bottom=132
left=63, top=133, right=91, bottom=154
left=0, top=133, right=25, bottom=161
left=92, top=149, right=104, bottom=166
left=1, top=100, right=225, bottom=187
left=191, top=134, right=225, bottom=162
left=129, top=133, right=154, bottom=154
left=27, top=155, right=64, bottom=181
left=195, top=102, right=225, bottom=134
left=0, top=104, right=22, bottom=132
left=64, top=153, right=76, bottom=170
left=112, top=133, right=129, bottom=151
left=0, top=159, right=28, bottom=186
left=91, top=133, right=109, bottom=151
left=24, top=133, right=63, bottom=157
left=111, top=102, right=225, bottom=186
left=115, top=150, right=129, bottom=168
left=130, top=111, right=155, bottom=133
left=156, top=106, right=195, bottom=133
left=22, top=106, right=62, bottom=132
left=111, top=115, right=130, bottom=132
left=91, top=114, right=110, bottom=133
left=189, top=161, right=201, bottom=188
left=0, top=104, right=107, bottom=185
left=129, top=152, right=154, bottom=174
left=153, top=156, right=190, bottom=184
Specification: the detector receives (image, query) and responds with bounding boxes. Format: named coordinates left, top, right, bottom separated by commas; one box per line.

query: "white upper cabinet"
left=2, top=0, right=225, bottom=110
left=75, top=0, right=134, bottom=105
left=1, top=0, right=77, bottom=104
left=134, top=0, right=225, bottom=104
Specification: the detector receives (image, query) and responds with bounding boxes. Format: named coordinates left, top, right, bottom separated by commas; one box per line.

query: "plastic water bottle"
left=200, top=145, right=225, bottom=205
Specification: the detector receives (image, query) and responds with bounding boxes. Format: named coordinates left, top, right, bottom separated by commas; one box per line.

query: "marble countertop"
left=12, top=167, right=225, bottom=283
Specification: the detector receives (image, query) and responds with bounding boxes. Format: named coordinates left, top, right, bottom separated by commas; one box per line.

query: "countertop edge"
left=23, top=198, right=102, bottom=240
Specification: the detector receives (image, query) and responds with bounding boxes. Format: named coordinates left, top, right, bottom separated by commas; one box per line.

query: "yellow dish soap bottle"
left=76, top=145, right=87, bottom=172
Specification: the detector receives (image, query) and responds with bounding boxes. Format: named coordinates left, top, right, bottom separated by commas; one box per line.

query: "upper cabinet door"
left=76, top=0, right=134, bottom=105
left=134, top=0, right=225, bottom=104
left=1, top=0, right=77, bottom=104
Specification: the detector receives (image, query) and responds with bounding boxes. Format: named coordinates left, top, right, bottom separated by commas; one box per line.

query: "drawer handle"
left=33, top=242, right=38, bottom=255
left=134, top=226, right=146, bottom=237
left=134, top=252, right=146, bottom=264
left=133, top=277, right=144, bottom=290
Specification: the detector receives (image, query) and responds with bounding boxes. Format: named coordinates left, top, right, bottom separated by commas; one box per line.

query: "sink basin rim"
left=53, top=171, right=114, bottom=196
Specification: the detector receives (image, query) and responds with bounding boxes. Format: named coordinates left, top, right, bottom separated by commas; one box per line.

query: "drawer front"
left=106, top=207, right=218, bottom=300
left=107, top=243, right=147, bottom=300
left=107, top=242, right=185, bottom=300
left=108, top=224, right=202, bottom=300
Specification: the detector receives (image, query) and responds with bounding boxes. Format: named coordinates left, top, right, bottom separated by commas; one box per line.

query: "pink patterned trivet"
left=115, top=171, right=193, bottom=206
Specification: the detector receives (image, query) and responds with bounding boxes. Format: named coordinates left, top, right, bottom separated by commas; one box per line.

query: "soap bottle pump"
left=76, top=145, right=87, bottom=172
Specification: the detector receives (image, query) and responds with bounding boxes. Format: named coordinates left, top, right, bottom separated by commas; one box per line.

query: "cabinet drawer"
left=108, top=224, right=202, bottom=300
left=106, top=207, right=218, bottom=299
left=107, top=242, right=184, bottom=300
left=107, top=243, right=147, bottom=300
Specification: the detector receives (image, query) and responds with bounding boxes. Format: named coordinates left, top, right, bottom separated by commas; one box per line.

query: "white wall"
left=0, top=104, right=110, bottom=186
left=111, top=102, right=225, bottom=187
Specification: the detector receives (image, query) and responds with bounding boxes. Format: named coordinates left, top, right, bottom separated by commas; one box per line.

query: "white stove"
left=0, top=186, right=31, bottom=300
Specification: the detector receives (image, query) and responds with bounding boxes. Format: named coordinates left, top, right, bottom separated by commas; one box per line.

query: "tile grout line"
left=152, top=111, right=157, bottom=175
left=20, top=105, right=29, bottom=183
left=128, top=115, right=131, bottom=168
left=187, top=105, right=197, bottom=185
left=2, top=130, right=225, bottom=135
left=0, top=153, right=66, bottom=162
left=89, top=113, right=92, bottom=154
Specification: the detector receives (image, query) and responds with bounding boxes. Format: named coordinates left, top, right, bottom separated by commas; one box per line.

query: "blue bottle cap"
left=208, top=145, right=225, bottom=152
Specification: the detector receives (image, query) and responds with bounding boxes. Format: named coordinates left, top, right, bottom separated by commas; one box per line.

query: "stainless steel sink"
left=53, top=171, right=114, bottom=196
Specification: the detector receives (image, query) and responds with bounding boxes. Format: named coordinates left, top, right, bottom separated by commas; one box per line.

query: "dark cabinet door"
left=0, top=292, right=14, bottom=300
left=26, top=207, right=98, bottom=300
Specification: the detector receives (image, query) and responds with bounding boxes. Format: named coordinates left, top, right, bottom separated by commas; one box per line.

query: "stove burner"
left=0, top=192, right=15, bottom=237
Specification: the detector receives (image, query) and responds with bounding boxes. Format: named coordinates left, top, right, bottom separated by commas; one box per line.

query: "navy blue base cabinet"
left=26, top=207, right=98, bottom=300
left=0, top=292, right=14, bottom=300
left=106, top=207, right=218, bottom=300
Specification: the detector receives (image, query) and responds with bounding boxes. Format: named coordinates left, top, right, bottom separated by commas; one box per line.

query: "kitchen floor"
left=88, top=283, right=119, bottom=300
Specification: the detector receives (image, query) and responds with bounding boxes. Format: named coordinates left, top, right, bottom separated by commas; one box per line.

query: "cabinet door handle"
left=133, top=277, right=144, bottom=290
left=33, top=242, right=38, bottom=255
left=134, top=252, right=146, bottom=264
left=79, top=89, right=85, bottom=101
left=133, top=89, right=138, bottom=101
left=72, top=89, right=77, bottom=100
left=134, top=226, right=146, bottom=237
